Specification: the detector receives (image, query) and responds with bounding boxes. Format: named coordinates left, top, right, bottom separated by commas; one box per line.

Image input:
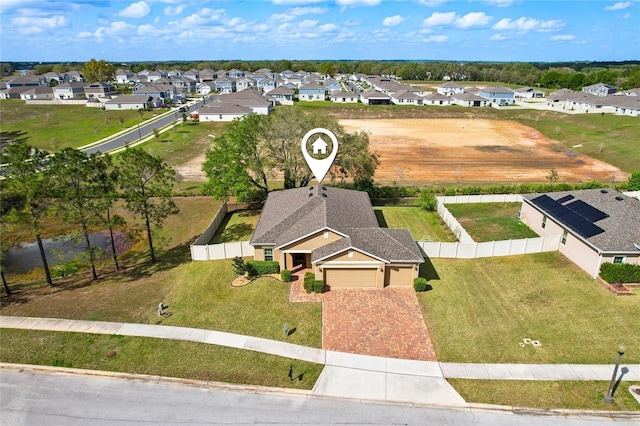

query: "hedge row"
left=600, top=263, right=640, bottom=284
left=245, top=260, right=279, bottom=277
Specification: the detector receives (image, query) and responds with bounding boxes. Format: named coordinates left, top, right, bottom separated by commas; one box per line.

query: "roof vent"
left=601, top=189, right=608, bottom=194
left=615, top=196, right=624, bottom=201
left=309, top=186, right=314, bottom=190
left=321, top=186, right=327, bottom=190
left=308, top=192, right=313, bottom=197
left=321, top=193, right=327, bottom=198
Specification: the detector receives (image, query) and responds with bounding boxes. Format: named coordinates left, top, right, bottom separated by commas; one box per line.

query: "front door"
left=292, top=253, right=308, bottom=269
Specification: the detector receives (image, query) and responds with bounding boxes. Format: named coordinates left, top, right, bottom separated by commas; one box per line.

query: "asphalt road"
left=83, top=96, right=215, bottom=155
left=1, top=368, right=634, bottom=426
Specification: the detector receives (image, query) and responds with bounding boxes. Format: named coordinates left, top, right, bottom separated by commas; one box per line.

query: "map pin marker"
left=301, top=128, right=339, bottom=184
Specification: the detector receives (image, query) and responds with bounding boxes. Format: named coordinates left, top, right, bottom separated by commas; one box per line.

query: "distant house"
left=20, top=86, right=54, bottom=100
left=215, top=77, right=237, bottom=94
left=390, top=90, right=424, bottom=106
left=520, top=189, right=640, bottom=279
left=436, top=82, right=464, bottom=96
left=582, top=83, right=617, bottom=97
left=257, top=78, right=277, bottom=93
left=329, top=90, right=358, bottom=103
left=84, top=82, right=117, bottom=100
left=6, top=77, right=41, bottom=89
left=265, top=86, right=295, bottom=105
left=250, top=186, right=424, bottom=289
left=451, top=93, right=489, bottom=107
left=116, top=70, right=135, bottom=84
left=0, top=87, right=30, bottom=99
left=422, top=93, right=452, bottom=106
left=198, top=104, right=253, bottom=122
left=199, top=69, right=215, bottom=82
left=134, top=84, right=176, bottom=103
left=323, top=79, right=341, bottom=93
left=218, top=90, right=272, bottom=114
left=360, top=91, right=391, bottom=105
left=479, top=86, right=515, bottom=105
left=197, top=82, right=216, bottom=96
left=66, top=71, right=84, bottom=82
left=53, top=82, right=86, bottom=100
left=183, top=69, right=200, bottom=82
left=228, top=69, right=245, bottom=79
left=514, top=87, right=545, bottom=99
left=104, top=95, right=153, bottom=110
left=236, top=76, right=256, bottom=92
left=298, top=83, right=325, bottom=101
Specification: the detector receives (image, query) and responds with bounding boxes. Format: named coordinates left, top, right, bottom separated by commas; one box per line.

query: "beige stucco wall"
left=279, top=230, right=343, bottom=252
left=321, top=249, right=379, bottom=263
left=385, top=265, right=417, bottom=287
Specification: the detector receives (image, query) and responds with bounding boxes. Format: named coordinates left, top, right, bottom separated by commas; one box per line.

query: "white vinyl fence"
left=417, top=235, right=560, bottom=259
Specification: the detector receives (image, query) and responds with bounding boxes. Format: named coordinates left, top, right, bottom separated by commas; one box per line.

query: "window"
left=613, top=256, right=625, bottom=264
left=561, top=230, right=568, bottom=245
left=264, top=248, right=273, bottom=261
left=542, top=215, right=547, bottom=229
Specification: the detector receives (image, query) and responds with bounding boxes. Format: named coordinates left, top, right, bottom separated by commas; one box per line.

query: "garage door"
left=324, top=268, right=377, bottom=288
left=386, top=266, right=414, bottom=287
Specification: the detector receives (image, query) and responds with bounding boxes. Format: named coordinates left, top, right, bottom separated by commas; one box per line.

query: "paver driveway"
left=322, top=287, right=437, bottom=361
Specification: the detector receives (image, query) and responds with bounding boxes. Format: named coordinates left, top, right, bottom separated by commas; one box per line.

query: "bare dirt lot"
left=339, top=118, right=624, bottom=184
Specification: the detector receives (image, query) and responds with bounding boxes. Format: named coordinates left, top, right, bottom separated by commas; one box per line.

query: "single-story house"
left=84, top=82, right=117, bottom=100
left=104, top=95, right=154, bottom=110
left=299, top=83, right=326, bottom=101
left=479, top=86, right=515, bottom=105
left=266, top=86, right=295, bottom=105
left=329, top=90, right=358, bottom=103
left=53, top=82, right=86, bottom=100
left=520, top=189, right=640, bottom=279
left=218, top=90, right=272, bottom=115
left=451, top=93, right=489, bottom=107
left=198, top=104, right=253, bottom=122
left=436, top=82, right=464, bottom=96
left=250, top=186, right=424, bottom=288
left=20, top=86, right=54, bottom=100
left=390, top=90, right=424, bottom=106
left=514, top=87, right=545, bottom=99
left=360, top=90, right=391, bottom=105
left=0, top=87, right=30, bottom=99
left=422, top=93, right=452, bottom=106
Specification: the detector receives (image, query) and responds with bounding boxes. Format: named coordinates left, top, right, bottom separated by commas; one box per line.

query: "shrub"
left=52, top=262, right=79, bottom=278
left=232, top=256, right=246, bottom=275
left=414, top=277, right=429, bottom=292
left=303, top=272, right=315, bottom=293
left=313, top=280, right=324, bottom=293
left=600, top=262, right=640, bottom=284
left=245, top=260, right=279, bottom=277
left=416, top=189, right=437, bottom=212
left=281, top=269, right=292, bottom=282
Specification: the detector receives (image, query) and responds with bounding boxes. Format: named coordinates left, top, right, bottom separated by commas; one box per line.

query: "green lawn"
left=445, top=203, right=538, bottom=241
left=374, top=206, right=457, bottom=242
left=141, top=122, right=223, bottom=167
left=209, top=210, right=261, bottom=243
left=0, top=99, right=164, bottom=151
left=0, top=329, right=322, bottom=390
left=449, top=379, right=640, bottom=411
left=418, top=252, right=640, bottom=364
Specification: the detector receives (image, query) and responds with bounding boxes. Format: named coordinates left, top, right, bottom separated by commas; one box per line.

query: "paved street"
left=2, top=368, right=636, bottom=425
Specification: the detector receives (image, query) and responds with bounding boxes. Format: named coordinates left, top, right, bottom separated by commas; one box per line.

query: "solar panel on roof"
left=564, top=200, right=609, bottom=222
left=556, top=194, right=575, bottom=204
left=530, top=195, right=605, bottom=238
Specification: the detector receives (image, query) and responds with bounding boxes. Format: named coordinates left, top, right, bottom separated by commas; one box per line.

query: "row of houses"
left=549, top=88, right=640, bottom=117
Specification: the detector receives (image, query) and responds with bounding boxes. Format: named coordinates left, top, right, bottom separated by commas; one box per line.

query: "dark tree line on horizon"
left=3, top=59, right=640, bottom=90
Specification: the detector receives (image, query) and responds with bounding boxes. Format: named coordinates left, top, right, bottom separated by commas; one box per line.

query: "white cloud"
left=164, top=5, right=185, bottom=16
left=490, top=33, right=507, bottom=40
left=416, top=0, right=449, bottom=5
left=299, top=19, right=318, bottom=27
left=424, top=35, right=448, bottom=42
left=118, top=1, right=150, bottom=19
left=290, top=6, right=327, bottom=15
left=178, top=8, right=225, bottom=27
left=484, top=0, right=514, bottom=6
left=492, top=17, right=563, bottom=32
left=272, top=0, right=323, bottom=4
left=550, top=34, right=575, bottom=41
left=11, top=14, right=68, bottom=34
left=94, top=21, right=137, bottom=40
left=137, top=23, right=158, bottom=36
left=318, top=23, right=339, bottom=31
left=383, top=15, right=404, bottom=26
left=336, top=0, right=381, bottom=5
left=455, top=12, right=491, bottom=28
left=604, top=2, right=631, bottom=11
left=423, top=11, right=457, bottom=26
left=423, top=11, right=491, bottom=28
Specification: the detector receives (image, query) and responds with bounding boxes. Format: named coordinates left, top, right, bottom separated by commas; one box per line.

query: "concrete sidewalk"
left=2, top=316, right=639, bottom=407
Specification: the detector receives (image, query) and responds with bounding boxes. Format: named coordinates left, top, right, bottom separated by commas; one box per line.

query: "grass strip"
left=445, top=203, right=538, bottom=241
left=0, top=329, right=322, bottom=390
left=375, top=206, right=457, bottom=242
left=449, top=379, right=640, bottom=411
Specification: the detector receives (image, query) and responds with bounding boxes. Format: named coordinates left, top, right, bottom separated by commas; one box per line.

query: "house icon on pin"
left=311, top=136, right=328, bottom=155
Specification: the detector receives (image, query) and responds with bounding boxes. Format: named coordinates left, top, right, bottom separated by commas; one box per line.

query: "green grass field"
left=209, top=210, right=261, bottom=243
left=419, top=252, right=640, bottom=364
left=375, top=206, right=457, bottom=242
left=445, top=203, right=538, bottom=241
left=0, top=329, right=322, bottom=390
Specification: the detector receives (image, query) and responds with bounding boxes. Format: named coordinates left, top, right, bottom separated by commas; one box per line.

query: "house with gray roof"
left=104, top=95, right=154, bottom=110
left=329, top=90, right=358, bottom=103
left=479, top=86, right=515, bottom=105
left=265, top=86, right=295, bottom=105
left=451, top=93, right=489, bottom=107
left=582, top=83, right=617, bottom=97
left=299, top=83, right=326, bottom=101
left=198, top=104, right=253, bottom=122
left=250, top=186, right=424, bottom=289
left=520, top=188, right=640, bottom=278
left=360, top=90, right=391, bottom=105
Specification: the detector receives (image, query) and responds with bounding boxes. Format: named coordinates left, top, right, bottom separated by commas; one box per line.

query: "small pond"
left=2, top=230, right=131, bottom=274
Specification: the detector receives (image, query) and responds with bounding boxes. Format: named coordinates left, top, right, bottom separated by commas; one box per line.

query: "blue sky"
left=1, top=1, right=639, bottom=62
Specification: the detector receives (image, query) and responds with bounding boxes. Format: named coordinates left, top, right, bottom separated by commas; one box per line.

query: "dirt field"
left=339, top=118, right=625, bottom=184
left=176, top=118, right=625, bottom=185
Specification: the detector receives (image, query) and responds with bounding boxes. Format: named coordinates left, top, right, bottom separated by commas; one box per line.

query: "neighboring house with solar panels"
left=520, top=189, right=640, bottom=278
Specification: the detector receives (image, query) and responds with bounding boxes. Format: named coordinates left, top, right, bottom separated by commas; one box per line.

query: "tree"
left=416, top=190, right=437, bottom=212
left=2, top=142, right=54, bottom=285
left=628, top=170, right=640, bottom=191
left=118, top=148, right=179, bottom=263
left=50, top=148, right=109, bottom=280
left=202, top=108, right=379, bottom=201
left=81, top=58, right=116, bottom=83
left=547, top=167, right=559, bottom=184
